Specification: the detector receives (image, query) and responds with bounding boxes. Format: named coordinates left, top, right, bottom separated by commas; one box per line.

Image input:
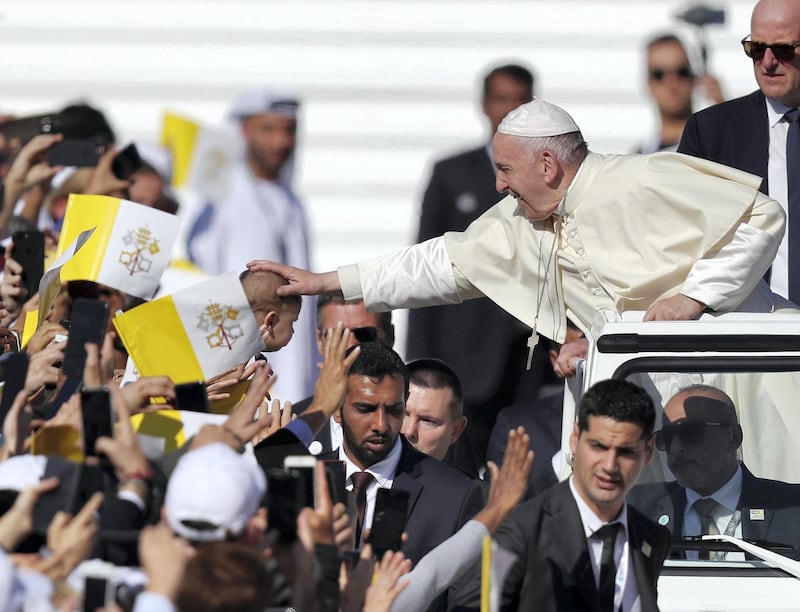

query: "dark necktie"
left=595, top=522, right=620, bottom=612
left=785, top=108, right=800, bottom=303
left=693, top=497, right=720, bottom=560
left=351, top=471, right=374, bottom=547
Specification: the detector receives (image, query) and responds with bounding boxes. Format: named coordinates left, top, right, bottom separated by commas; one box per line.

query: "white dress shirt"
left=766, top=97, right=794, bottom=300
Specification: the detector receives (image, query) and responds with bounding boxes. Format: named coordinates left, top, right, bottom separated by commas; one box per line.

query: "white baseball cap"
left=165, top=443, right=266, bottom=542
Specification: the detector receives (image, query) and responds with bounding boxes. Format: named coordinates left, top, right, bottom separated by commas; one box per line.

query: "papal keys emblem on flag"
left=196, top=301, right=244, bottom=350
left=119, top=226, right=161, bottom=276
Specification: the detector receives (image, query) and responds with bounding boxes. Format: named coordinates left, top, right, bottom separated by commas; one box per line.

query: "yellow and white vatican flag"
left=57, top=194, right=179, bottom=299
left=481, top=536, right=517, bottom=612
left=160, top=111, right=240, bottom=203
left=112, top=272, right=263, bottom=384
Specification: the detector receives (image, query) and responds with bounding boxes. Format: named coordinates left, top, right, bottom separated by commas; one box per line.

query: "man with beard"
left=323, top=341, right=483, bottom=571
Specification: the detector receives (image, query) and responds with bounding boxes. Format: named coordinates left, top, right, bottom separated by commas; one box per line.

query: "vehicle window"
left=621, top=367, right=800, bottom=562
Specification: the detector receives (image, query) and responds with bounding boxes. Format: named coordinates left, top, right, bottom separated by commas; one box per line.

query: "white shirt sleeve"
left=133, top=591, right=177, bottom=612
left=337, top=237, right=481, bottom=311
left=681, top=223, right=779, bottom=311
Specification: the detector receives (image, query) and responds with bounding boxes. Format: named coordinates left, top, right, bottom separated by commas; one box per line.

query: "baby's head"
left=239, top=270, right=302, bottom=352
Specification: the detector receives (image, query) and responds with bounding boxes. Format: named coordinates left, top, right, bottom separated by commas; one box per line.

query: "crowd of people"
left=1, top=0, right=800, bottom=610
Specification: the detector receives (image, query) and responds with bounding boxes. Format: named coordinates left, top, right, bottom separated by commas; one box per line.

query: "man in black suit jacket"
left=628, top=384, right=800, bottom=560
left=407, top=63, right=556, bottom=476
left=486, top=322, right=585, bottom=498
left=678, top=0, right=800, bottom=302
left=454, top=379, right=670, bottom=612
left=326, top=341, right=482, bottom=561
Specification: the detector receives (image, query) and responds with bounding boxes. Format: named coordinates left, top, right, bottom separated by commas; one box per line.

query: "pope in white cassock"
left=246, top=99, right=793, bottom=365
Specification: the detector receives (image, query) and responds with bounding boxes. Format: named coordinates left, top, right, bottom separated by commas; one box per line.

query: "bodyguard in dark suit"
left=679, top=90, right=769, bottom=191
left=628, top=466, right=800, bottom=560
left=408, top=63, right=556, bottom=476
left=678, top=0, right=800, bottom=302
left=486, top=392, right=562, bottom=498
left=453, top=379, right=670, bottom=612
left=486, top=322, right=585, bottom=498
left=628, top=384, right=800, bottom=560
left=329, top=341, right=482, bottom=610
left=321, top=436, right=483, bottom=565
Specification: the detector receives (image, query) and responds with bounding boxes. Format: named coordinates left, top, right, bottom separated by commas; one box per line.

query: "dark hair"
left=483, top=64, right=535, bottom=98
left=407, top=359, right=463, bottom=418
left=176, top=541, right=274, bottom=612
left=316, top=295, right=393, bottom=344
left=578, top=379, right=655, bottom=439
left=645, top=33, right=688, bottom=55
left=57, top=103, right=116, bottom=144
left=346, top=341, right=409, bottom=397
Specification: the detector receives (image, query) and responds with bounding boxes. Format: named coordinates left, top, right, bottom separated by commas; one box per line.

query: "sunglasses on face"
left=654, top=421, right=731, bottom=451
left=741, top=37, right=800, bottom=62
left=648, top=66, right=693, bottom=81
left=352, top=326, right=378, bottom=343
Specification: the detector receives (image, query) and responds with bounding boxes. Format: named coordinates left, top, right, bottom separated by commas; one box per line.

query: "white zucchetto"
left=498, top=98, right=580, bottom=137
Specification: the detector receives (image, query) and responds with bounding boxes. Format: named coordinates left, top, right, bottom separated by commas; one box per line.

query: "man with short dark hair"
left=322, top=342, right=483, bottom=577
left=628, top=384, right=800, bottom=560
left=315, top=294, right=394, bottom=350
left=453, top=379, right=670, bottom=612
left=402, top=358, right=468, bottom=464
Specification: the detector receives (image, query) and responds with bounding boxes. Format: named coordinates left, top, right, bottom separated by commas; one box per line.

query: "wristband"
left=120, top=469, right=155, bottom=482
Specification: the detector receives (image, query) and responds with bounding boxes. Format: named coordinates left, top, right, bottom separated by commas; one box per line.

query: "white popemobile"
left=562, top=311, right=800, bottom=612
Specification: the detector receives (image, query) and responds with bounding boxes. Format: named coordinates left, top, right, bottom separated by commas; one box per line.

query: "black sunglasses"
left=741, top=36, right=800, bottom=62
left=648, top=66, right=693, bottom=81
left=655, top=421, right=731, bottom=451
left=352, top=326, right=378, bottom=343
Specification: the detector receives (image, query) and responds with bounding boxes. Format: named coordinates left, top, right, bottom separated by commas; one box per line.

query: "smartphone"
left=370, top=488, right=410, bottom=558
left=11, top=230, right=44, bottom=299
left=0, top=113, right=52, bottom=146
left=32, top=460, right=104, bottom=535
left=62, top=298, right=109, bottom=379
left=284, top=455, right=316, bottom=509
left=174, top=381, right=209, bottom=413
left=264, top=468, right=303, bottom=542
left=323, top=460, right=347, bottom=506
left=83, top=576, right=111, bottom=611
left=0, top=352, right=29, bottom=430
left=47, top=139, right=103, bottom=167
left=81, top=387, right=113, bottom=457
left=111, top=143, right=143, bottom=181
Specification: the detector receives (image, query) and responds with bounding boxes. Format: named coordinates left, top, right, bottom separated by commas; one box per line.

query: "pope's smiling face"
left=492, top=132, right=562, bottom=221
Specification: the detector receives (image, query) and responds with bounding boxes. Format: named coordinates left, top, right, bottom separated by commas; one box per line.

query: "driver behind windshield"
left=628, top=384, right=800, bottom=560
